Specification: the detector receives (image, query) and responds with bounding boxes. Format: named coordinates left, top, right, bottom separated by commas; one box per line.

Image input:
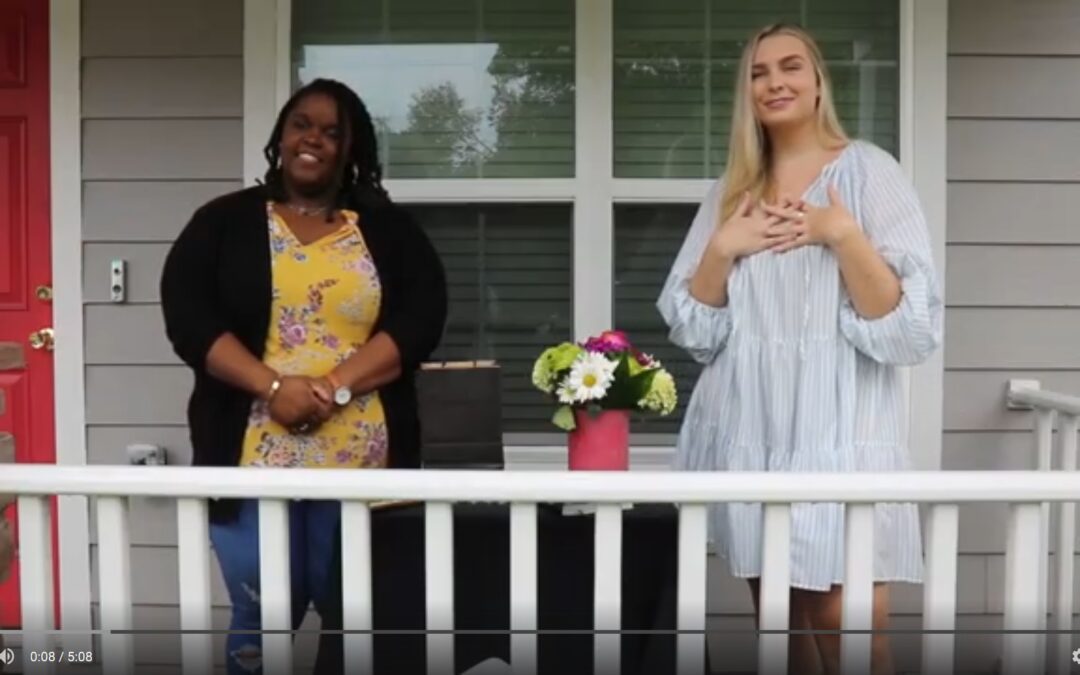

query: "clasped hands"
left=710, top=185, right=858, bottom=260
left=266, top=375, right=337, bottom=434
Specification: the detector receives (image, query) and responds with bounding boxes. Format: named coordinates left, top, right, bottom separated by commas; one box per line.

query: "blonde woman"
left=658, top=24, right=942, bottom=675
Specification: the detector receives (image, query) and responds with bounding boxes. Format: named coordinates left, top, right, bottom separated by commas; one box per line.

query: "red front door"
left=0, top=0, right=56, bottom=627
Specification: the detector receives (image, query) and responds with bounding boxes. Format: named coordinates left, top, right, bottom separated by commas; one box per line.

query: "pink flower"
left=583, top=329, right=632, bottom=354
left=280, top=321, right=307, bottom=348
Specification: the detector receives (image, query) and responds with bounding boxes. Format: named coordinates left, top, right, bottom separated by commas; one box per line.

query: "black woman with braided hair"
left=160, top=78, right=447, bottom=675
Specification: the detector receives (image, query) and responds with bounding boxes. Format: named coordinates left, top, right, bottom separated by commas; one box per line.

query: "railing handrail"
left=1006, top=386, right=1080, bottom=416
left=4, top=465, right=1080, bottom=502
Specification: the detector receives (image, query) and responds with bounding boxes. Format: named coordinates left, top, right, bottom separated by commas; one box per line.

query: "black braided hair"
left=262, top=78, right=389, bottom=217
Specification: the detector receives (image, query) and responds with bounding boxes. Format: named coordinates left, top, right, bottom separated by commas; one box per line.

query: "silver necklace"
left=283, top=201, right=332, bottom=217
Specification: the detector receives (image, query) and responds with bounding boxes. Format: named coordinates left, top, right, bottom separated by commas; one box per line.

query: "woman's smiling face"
left=750, top=33, right=820, bottom=130
left=279, top=92, right=345, bottom=196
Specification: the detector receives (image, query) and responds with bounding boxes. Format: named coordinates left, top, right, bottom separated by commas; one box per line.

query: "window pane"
left=613, top=204, right=702, bottom=434
left=614, top=0, right=899, bottom=178
left=293, top=0, right=575, bottom=178
left=407, top=205, right=573, bottom=433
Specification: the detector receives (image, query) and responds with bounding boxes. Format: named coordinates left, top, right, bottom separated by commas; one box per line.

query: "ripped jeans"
left=210, top=499, right=341, bottom=675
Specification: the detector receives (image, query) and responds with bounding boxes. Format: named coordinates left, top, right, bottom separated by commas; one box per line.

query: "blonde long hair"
left=719, top=24, right=849, bottom=222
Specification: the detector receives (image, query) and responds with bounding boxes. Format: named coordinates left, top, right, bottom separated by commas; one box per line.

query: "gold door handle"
left=29, top=328, right=54, bottom=351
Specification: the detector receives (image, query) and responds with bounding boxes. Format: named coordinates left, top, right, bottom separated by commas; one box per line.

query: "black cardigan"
left=160, top=185, right=447, bottom=507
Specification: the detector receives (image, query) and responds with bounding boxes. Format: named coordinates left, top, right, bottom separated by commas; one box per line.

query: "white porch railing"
left=4, top=466, right=1080, bottom=675
left=1006, top=383, right=1080, bottom=675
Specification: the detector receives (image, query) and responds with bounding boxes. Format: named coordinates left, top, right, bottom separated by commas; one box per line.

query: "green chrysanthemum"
left=638, top=369, right=677, bottom=415
left=531, top=342, right=584, bottom=393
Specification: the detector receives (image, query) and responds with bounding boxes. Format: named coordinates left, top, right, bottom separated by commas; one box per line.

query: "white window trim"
left=246, top=0, right=947, bottom=468
left=903, top=0, right=948, bottom=472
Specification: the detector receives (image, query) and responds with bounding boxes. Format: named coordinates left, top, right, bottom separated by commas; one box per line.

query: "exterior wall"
left=75, top=0, right=1080, bottom=672
left=942, top=0, right=1080, bottom=670
left=78, top=1, right=285, bottom=671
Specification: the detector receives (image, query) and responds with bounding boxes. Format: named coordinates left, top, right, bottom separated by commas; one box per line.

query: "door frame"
left=50, top=0, right=93, bottom=651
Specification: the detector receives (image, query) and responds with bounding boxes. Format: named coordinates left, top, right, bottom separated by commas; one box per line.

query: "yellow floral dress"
left=239, top=203, right=388, bottom=469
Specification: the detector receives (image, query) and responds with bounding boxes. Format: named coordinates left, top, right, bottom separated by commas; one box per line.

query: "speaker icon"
left=0, top=647, right=14, bottom=665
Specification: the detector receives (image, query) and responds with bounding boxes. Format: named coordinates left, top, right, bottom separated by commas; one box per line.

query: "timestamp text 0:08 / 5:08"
left=29, top=650, right=96, bottom=663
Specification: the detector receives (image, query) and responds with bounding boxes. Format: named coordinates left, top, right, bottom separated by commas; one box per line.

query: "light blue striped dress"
left=657, top=140, right=943, bottom=590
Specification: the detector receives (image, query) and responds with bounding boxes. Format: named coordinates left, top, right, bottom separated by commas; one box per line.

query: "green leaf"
left=552, top=405, right=576, bottom=431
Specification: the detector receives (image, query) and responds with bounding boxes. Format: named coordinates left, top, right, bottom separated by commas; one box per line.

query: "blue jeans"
left=209, top=499, right=341, bottom=675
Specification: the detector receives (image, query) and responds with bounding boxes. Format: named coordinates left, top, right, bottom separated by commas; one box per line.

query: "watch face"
left=334, top=387, right=351, bottom=406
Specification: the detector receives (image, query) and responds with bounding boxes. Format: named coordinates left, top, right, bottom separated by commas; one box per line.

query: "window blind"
left=406, top=205, right=574, bottom=432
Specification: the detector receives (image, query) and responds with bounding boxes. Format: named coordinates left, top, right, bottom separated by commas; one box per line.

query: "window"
left=287, top=0, right=902, bottom=440
left=613, top=0, right=900, bottom=177
left=292, top=0, right=575, bottom=178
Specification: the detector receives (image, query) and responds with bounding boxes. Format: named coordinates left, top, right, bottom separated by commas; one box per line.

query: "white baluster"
left=176, top=498, right=213, bottom=675
left=341, top=501, right=373, bottom=675
left=258, top=499, right=292, bottom=675
left=594, top=504, right=622, bottom=675
left=510, top=503, right=538, bottom=675
left=841, top=504, right=874, bottom=675
left=1052, top=415, right=1078, bottom=675
left=677, top=504, right=708, bottom=675
left=425, top=502, right=454, bottom=675
left=759, top=504, right=791, bottom=675
left=1035, top=409, right=1055, bottom=673
left=97, top=496, right=134, bottom=675
left=1003, top=503, right=1042, bottom=675
left=921, top=504, right=958, bottom=675
left=18, top=496, right=55, bottom=675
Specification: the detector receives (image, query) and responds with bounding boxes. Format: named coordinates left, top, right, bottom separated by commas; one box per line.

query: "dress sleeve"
left=656, top=180, right=733, bottom=365
left=838, top=145, right=943, bottom=366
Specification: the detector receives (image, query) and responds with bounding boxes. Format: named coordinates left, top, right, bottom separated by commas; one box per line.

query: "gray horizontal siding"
left=948, top=57, right=1080, bottom=119
left=86, top=305, right=176, bottom=365
left=76, top=0, right=247, bottom=655
left=949, top=0, right=1080, bottom=56
left=947, top=119, right=1080, bottom=181
left=83, top=119, right=242, bottom=180
left=948, top=183, right=1080, bottom=244
left=945, top=12, right=1080, bottom=638
left=945, top=309, right=1080, bottom=369
left=82, top=0, right=243, bottom=58
left=944, top=371, right=1080, bottom=432
left=83, top=58, right=243, bottom=118
left=947, top=247, right=1080, bottom=307
left=84, top=181, right=241, bottom=242
left=86, top=366, right=190, bottom=425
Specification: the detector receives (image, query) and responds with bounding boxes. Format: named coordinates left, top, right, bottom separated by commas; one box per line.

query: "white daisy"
left=566, top=352, right=616, bottom=403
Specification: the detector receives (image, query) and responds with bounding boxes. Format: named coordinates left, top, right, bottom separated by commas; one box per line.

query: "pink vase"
left=567, top=409, right=629, bottom=470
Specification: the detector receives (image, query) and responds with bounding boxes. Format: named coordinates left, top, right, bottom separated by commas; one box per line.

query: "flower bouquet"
left=531, top=330, right=676, bottom=470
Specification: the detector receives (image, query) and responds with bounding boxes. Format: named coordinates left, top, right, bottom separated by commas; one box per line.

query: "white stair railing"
left=1006, top=382, right=1080, bottom=675
left=5, top=466, right=1080, bottom=675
